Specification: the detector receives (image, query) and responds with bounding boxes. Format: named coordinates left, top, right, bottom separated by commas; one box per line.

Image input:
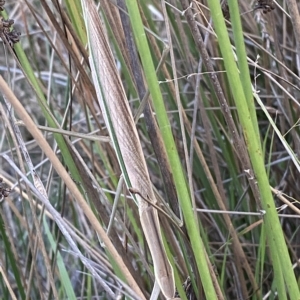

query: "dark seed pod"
left=222, top=2, right=230, bottom=20
left=5, top=29, right=21, bottom=46
left=2, top=18, right=14, bottom=30
left=0, top=177, right=11, bottom=200
left=255, top=0, right=275, bottom=14
left=2, top=188, right=11, bottom=198
left=0, top=17, right=20, bottom=46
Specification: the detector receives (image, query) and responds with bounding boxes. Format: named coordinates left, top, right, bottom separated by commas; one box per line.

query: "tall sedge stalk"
left=125, top=0, right=219, bottom=299
left=207, top=1, right=300, bottom=298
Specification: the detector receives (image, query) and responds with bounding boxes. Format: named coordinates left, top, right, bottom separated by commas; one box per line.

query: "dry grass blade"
left=0, top=75, right=144, bottom=300
left=82, top=0, right=175, bottom=298
left=0, top=265, right=17, bottom=300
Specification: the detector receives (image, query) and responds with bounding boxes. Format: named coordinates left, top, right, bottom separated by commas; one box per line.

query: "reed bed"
left=0, top=0, right=300, bottom=299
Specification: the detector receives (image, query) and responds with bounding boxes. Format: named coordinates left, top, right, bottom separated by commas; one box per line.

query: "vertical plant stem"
left=207, top=1, right=300, bottom=298
left=227, top=0, right=260, bottom=141
left=125, top=0, right=218, bottom=298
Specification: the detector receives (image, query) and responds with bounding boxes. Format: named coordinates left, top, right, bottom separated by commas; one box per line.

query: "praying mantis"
left=82, top=0, right=179, bottom=298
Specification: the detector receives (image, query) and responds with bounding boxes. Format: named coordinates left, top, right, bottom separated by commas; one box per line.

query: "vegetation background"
left=0, top=0, right=300, bottom=299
